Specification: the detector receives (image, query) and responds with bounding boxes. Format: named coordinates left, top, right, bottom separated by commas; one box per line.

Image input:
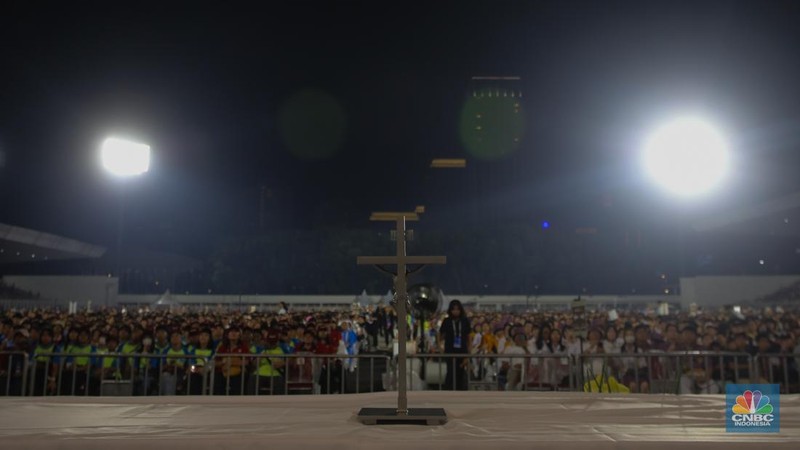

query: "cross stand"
left=356, top=211, right=447, bottom=425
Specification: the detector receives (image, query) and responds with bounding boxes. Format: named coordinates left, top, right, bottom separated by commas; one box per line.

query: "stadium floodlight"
left=642, top=117, right=729, bottom=196
left=101, top=138, right=151, bottom=177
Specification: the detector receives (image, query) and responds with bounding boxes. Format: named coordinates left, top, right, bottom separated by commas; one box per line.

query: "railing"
left=409, top=353, right=576, bottom=392
left=0, top=351, right=29, bottom=396
left=2, top=350, right=798, bottom=396
left=576, top=351, right=756, bottom=394
left=3, top=351, right=390, bottom=397
left=753, top=353, right=800, bottom=394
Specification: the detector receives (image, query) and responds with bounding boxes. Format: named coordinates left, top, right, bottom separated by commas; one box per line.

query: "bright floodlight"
left=643, top=117, right=729, bottom=196
left=101, top=138, right=150, bottom=177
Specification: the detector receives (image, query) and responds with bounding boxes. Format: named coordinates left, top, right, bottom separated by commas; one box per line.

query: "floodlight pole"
left=356, top=209, right=447, bottom=425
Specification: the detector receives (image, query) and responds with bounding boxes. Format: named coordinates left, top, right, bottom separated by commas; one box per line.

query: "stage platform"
left=0, top=392, right=797, bottom=449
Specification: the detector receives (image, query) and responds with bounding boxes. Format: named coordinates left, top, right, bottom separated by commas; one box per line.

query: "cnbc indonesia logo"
left=730, top=390, right=775, bottom=428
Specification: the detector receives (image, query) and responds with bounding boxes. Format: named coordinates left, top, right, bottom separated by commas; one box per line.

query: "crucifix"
left=356, top=208, right=448, bottom=425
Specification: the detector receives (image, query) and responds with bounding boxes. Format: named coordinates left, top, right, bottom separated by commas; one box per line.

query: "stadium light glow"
left=643, top=117, right=729, bottom=196
left=101, top=138, right=151, bottom=177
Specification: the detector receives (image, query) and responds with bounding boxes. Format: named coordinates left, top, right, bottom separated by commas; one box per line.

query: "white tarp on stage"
left=0, top=392, right=797, bottom=449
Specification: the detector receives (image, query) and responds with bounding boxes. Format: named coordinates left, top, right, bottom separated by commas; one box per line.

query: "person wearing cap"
left=214, top=326, right=250, bottom=395
left=253, top=329, right=286, bottom=395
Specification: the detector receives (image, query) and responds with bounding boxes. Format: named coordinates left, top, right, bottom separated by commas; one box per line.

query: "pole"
left=395, top=216, right=408, bottom=415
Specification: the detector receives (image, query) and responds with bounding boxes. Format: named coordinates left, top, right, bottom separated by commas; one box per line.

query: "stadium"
left=3, top=1, right=800, bottom=449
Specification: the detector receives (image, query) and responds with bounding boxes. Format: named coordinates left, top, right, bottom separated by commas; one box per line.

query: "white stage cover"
left=0, top=392, right=797, bottom=449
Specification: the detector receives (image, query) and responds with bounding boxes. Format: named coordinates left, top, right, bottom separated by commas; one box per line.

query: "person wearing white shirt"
left=500, top=333, right=530, bottom=391
left=603, top=326, right=623, bottom=354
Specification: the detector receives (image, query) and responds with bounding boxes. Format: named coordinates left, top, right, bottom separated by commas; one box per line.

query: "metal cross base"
left=356, top=407, right=447, bottom=426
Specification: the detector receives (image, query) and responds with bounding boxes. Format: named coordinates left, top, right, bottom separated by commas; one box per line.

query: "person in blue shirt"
left=189, top=329, right=215, bottom=395
left=160, top=330, right=190, bottom=395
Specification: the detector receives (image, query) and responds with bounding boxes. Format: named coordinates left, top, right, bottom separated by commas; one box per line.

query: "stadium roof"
left=0, top=223, right=106, bottom=264
left=692, top=191, right=800, bottom=237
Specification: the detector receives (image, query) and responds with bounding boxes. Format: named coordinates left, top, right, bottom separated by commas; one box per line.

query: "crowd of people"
left=0, top=300, right=798, bottom=396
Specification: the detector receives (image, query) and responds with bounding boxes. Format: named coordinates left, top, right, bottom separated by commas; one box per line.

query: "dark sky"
left=2, top=0, right=800, bottom=256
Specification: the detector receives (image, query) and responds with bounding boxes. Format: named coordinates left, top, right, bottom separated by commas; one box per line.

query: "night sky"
left=2, top=0, right=800, bottom=260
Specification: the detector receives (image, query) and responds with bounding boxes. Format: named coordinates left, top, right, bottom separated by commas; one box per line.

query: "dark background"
left=2, top=0, right=800, bottom=295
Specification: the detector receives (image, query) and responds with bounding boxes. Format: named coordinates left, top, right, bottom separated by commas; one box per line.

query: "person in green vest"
left=254, top=329, right=286, bottom=395
left=31, top=328, right=60, bottom=396
left=154, top=325, right=170, bottom=354
left=189, top=329, right=214, bottom=395
left=61, top=328, right=96, bottom=396
left=94, top=335, right=120, bottom=383
left=116, top=325, right=140, bottom=379
left=160, top=330, right=190, bottom=395
left=135, top=333, right=159, bottom=396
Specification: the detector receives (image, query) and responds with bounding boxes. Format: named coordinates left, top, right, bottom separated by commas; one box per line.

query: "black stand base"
left=356, top=407, right=447, bottom=425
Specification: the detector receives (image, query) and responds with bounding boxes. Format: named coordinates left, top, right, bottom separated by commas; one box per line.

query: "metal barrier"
left=5, top=350, right=797, bottom=396
left=410, top=353, right=576, bottom=392
left=2, top=351, right=390, bottom=397
left=211, top=353, right=390, bottom=396
left=753, top=353, right=800, bottom=393
left=0, top=351, right=29, bottom=396
left=576, top=351, right=755, bottom=394
left=25, top=352, right=212, bottom=397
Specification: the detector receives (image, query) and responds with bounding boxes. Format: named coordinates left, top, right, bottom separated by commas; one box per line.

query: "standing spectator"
left=189, top=329, right=214, bottom=395
left=603, top=326, right=623, bottom=354
left=31, top=328, right=59, bottom=396
left=339, top=321, right=358, bottom=372
left=620, top=327, right=650, bottom=393
left=253, top=329, right=286, bottom=395
left=135, top=333, right=159, bottom=396
left=278, top=302, right=289, bottom=315
left=539, top=327, right=570, bottom=387
left=383, top=306, right=396, bottom=347
left=154, top=326, right=170, bottom=354
left=439, top=299, right=471, bottom=391
left=0, top=330, right=29, bottom=395
left=214, top=326, right=250, bottom=395
left=363, top=313, right=380, bottom=350
left=500, top=333, right=529, bottom=391
left=161, top=331, right=189, bottom=395
left=61, top=328, right=95, bottom=396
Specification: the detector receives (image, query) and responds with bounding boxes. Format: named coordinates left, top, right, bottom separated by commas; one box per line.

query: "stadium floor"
left=0, top=391, right=797, bottom=449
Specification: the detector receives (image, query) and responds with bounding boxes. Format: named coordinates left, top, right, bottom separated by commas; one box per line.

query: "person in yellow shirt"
left=481, top=323, right=499, bottom=353
left=254, top=329, right=285, bottom=395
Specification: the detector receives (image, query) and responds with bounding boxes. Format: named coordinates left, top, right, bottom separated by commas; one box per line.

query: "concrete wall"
left=679, top=275, right=800, bottom=307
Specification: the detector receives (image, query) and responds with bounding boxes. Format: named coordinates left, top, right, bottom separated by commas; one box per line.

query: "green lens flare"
left=459, top=88, right=525, bottom=160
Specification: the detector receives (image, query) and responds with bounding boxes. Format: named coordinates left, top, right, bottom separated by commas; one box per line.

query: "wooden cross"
left=357, top=209, right=446, bottom=415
